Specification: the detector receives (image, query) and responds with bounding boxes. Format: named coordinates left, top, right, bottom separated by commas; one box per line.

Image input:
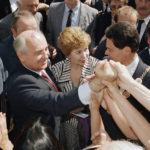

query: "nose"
left=42, top=49, right=50, bottom=59
left=105, top=49, right=109, bottom=56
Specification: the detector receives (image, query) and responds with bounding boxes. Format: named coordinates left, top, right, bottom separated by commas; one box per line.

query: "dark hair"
left=14, top=118, right=62, bottom=150
left=105, top=22, right=139, bottom=52
left=11, top=10, right=34, bottom=30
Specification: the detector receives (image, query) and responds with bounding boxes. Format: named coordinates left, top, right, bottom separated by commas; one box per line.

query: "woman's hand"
left=0, top=113, right=13, bottom=150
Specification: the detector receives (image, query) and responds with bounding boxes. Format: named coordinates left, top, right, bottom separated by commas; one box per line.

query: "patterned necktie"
left=66, top=9, right=72, bottom=27
left=137, top=20, right=144, bottom=34
left=41, top=71, right=58, bottom=92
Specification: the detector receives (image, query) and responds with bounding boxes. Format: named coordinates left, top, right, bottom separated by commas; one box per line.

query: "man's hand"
left=84, top=0, right=92, bottom=6
left=38, top=3, right=49, bottom=11
left=109, top=60, right=134, bottom=90
left=0, top=113, right=13, bottom=150
left=48, top=44, right=57, bottom=59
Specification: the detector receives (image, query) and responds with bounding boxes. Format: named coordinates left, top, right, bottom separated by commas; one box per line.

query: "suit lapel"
left=132, top=58, right=147, bottom=79
left=56, top=2, right=65, bottom=34
left=139, top=20, right=150, bottom=50
left=79, top=3, right=87, bottom=31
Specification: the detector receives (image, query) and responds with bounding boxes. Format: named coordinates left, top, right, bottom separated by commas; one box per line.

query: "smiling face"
left=19, top=33, right=50, bottom=71
left=68, top=46, right=89, bottom=66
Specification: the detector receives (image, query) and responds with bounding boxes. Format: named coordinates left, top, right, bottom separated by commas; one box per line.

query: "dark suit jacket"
left=100, top=58, right=150, bottom=140
left=7, top=66, right=83, bottom=139
left=139, top=47, right=150, bottom=66
left=138, top=20, right=150, bottom=52
left=0, top=0, right=11, bottom=19
left=0, top=12, right=43, bottom=42
left=93, top=39, right=106, bottom=60
left=94, top=12, right=111, bottom=45
left=0, top=35, right=21, bottom=76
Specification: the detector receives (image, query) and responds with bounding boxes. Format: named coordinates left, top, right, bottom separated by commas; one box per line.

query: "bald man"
left=7, top=30, right=96, bottom=140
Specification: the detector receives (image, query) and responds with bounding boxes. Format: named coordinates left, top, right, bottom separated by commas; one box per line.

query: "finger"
left=83, top=74, right=95, bottom=82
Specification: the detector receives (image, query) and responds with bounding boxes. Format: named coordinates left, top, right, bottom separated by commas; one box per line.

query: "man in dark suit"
left=7, top=30, right=96, bottom=140
left=0, top=10, right=38, bottom=76
left=135, top=0, right=150, bottom=52
left=101, top=22, right=150, bottom=140
left=46, top=0, right=98, bottom=63
left=139, top=24, right=150, bottom=65
left=0, top=0, right=43, bottom=42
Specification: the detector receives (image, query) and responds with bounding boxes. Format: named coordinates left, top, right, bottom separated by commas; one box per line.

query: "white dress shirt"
left=9, top=0, right=18, bottom=12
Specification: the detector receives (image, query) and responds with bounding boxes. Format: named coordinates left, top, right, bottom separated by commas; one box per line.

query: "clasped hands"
left=89, top=59, right=133, bottom=110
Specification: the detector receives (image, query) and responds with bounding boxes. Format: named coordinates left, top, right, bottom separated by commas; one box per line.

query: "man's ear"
left=124, top=46, right=131, bottom=55
left=11, top=28, right=17, bottom=38
left=17, top=51, right=24, bottom=63
left=147, top=37, right=150, bottom=45
left=16, top=1, right=21, bottom=8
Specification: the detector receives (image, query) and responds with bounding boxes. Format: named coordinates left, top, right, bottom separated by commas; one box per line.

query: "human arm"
left=89, top=91, right=105, bottom=144
left=0, top=113, right=13, bottom=150
left=103, top=80, right=150, bottom=149
left=103, top=87, right=137, bottom=140
left=110, top=60, right=150, bottom=111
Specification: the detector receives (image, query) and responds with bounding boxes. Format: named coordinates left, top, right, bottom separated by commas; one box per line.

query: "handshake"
left=89, top=60, right=117, bottom=93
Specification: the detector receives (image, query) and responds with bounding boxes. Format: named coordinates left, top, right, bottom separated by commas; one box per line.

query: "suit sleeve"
left=7, top=75, right=83, bottom=116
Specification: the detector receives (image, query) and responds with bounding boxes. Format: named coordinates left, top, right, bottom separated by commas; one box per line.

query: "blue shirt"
left=62, top=2, right=81, bottom=31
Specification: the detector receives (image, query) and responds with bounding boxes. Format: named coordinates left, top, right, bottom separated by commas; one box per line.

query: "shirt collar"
left=65, top=2, right=80, bottom=13
left=143, top=15, right=150, bottom=26
left=126, top=54, right=139, bottom=76
left=23, top=65, right=43, bottom=76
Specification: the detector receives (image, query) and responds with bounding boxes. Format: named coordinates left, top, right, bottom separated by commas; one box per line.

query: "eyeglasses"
left=110, top=5, right=124, bottom=10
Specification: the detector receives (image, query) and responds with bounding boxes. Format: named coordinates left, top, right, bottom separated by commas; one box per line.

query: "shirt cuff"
left=78, top=82, right=91, bottom=105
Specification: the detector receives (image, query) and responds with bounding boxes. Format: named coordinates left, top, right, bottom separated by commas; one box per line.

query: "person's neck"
left=71, top=62, right=83, bottom=70
left=139, top=14, right=150, bottom=20
left=122, top=53, right=137, bottom=66
left=67, top=1, right=79, bottom=10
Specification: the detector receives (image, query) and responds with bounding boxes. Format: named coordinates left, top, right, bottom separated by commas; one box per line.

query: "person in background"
left=46, top=0, right=98, bottom=63
left=0, top=0, right=43, bottom=42
left=51, top=26, right=99, bottom=150
left=94, top=0, right=128, bottom=46
left=139, top=24, right=150, bottom=65
left=135, top=0, right=150, bottom=51
left=14, top=118, right=62, bottom=150
left=93, top=6, right=138, bottom=60
left=0, top=10, right=38, bottom=76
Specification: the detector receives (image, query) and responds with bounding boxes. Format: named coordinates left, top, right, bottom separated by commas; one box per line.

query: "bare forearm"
left=115, top=95, right=150, bottom=149
left=104, top=98, right=137, bottom=139
left=90, top=108, right=102, bottom=135
left=125, top=80, right=150, bottom=111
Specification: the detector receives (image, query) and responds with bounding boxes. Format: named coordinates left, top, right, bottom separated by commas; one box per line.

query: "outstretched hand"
left=0, top=113, right=13, bottom=150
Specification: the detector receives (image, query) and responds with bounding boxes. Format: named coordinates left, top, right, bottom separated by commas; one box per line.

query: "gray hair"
left=13, top=30, right=45, bottom=54
left=11, top=10, right=34, bottom=29
left=13, top=36, right=26, bottom=54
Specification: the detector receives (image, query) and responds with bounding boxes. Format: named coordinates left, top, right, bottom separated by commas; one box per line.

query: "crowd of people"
left=0, top=0, right=150, bottom=150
